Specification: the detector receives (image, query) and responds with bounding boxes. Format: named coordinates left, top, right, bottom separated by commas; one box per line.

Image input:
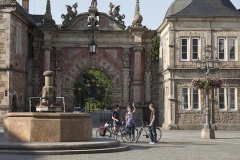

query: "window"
left=218, top=88, right=226, bottom=109
left=229, top=88, right=237, bottom=110
left=180, top=38, right=200, bottom=61
left=192, top=39, right=199, bottom=60
left=182, top=88, right=189, bottom=109
left=218, top=38, right=237, bottom=61
left=229, top=38, right=236, bottom=61
left=181, top=38, right=188, bottom=61
left=192, top=88, right=200, bottom=109
left=218, top=38, right=225, bottom=60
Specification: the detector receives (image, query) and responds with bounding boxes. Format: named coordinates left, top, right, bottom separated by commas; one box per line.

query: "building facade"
left=158, top=0, right=240, bottom=130
left=0, top=0, right=155, bottom=124
left=1, top=0, right=240, bottom=130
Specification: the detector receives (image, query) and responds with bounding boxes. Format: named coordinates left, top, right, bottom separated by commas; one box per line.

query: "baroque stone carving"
left=61, top=2, right=78, bottom=25
left=106, top=50, right=117, bottom=58
left=145, top=49, right=152, bottom=69
left=122, top=49, right=130, bottom=68
left=108, top=2, right=125, bottom=25
left=90, top=0, right=97, bottom=8
left=122, top=69, right=130, bottom=102
left=144, top=71, right=152, bottom=102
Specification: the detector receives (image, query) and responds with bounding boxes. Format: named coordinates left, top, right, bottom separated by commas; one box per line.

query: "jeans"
left=127, top=125, right=135, bottom=138
left=149, top=123, right=157, bottom=143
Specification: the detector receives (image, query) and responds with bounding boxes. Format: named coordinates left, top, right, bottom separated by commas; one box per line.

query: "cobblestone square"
left=1, top=127, right=240, bottom=160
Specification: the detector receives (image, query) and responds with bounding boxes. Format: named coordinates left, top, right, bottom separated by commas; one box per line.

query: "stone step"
left=0, top=144, right=129, bottom=155
left=0, top=138, right=129, bottom=155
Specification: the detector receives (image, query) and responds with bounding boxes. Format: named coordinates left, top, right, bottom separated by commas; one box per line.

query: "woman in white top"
left=125, top=103, right=136, bottom=141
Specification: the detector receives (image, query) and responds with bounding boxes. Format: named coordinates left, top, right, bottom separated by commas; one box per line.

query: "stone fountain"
left=4, top=71, right=92, bottom=142
left=35, top=71, right=64, bottom=112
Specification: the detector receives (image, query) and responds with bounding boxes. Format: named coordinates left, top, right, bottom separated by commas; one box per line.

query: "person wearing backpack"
left=125, top=102, right=136, bottom=141
left=112, top=105, right=122, bottom=139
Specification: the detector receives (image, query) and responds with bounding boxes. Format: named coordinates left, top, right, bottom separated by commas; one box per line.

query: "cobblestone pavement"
left=0, top=127, right=240, bottom=160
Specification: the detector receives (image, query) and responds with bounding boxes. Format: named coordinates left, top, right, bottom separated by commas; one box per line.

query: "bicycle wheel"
left=156, top=128, right=162, bottom=142
left=121, top=128, right=138, bottom=143
left=120, top=128, right=132, bottom=143
left=96, top=128, right=112, bottom=138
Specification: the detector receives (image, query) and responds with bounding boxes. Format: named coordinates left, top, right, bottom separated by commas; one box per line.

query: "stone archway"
left=60, top=48, right=124, bottom=111
left=12, top=95, right=17, bottom=112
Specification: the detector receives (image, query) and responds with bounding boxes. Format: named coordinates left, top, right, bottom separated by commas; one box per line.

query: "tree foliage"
left=151, top=34, right=160, bottom=61
left=74, top=70, right=112, bottom=109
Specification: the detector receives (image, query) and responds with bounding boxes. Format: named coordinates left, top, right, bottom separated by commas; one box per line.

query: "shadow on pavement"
left=215, top=137, right=240, bottom=140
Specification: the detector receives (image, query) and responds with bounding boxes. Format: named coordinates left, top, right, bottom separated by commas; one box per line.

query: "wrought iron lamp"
left=195, top=45, right=220, bottom=139
left=89, top=18, right=97, bottom=54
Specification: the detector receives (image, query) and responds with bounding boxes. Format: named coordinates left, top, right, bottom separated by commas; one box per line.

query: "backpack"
left=99, top=126, right=107, bottom=136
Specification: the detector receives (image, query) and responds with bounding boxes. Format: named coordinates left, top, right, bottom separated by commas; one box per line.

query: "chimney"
left=22, top=0, right=29, bottom=12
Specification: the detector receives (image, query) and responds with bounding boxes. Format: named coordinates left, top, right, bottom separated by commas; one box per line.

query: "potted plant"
left=191, top=77, right=223, bottom=90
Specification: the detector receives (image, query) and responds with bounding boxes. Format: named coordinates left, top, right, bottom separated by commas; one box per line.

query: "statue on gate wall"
left=90, top=0, right=97, bottom=8
left=108, top=2, right=125, bottom=25
left=61, top=2, right=78, bottom=24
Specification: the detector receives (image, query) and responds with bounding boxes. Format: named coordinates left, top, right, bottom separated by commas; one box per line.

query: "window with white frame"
left=192, top=88, right=200, bottom=109
left=218, top=38, right=225, bottom=60
left=229, top=38, right=236, bottom=61
left=191, top=38, right=199, bottom=60
left=218, top=88, right=226, bottom=109
left=180, top=38, right=199, bottom=61
left=218, top=38, right=237, bottom=61
left=182, top=88, right=189, bottom=110
left=229, top=87, right=237, bottom=110
left=181, top=38, right=188, bottom=61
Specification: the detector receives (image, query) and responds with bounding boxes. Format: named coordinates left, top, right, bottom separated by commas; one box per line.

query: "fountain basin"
left=4, top=112, right=92, bottom=142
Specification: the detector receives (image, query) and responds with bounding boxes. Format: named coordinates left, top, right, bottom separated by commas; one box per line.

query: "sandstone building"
left=158, top=0, right=240, bottom=130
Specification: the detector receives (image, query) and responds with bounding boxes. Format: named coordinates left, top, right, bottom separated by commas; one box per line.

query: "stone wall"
left=0, top=7, right=30, bottom=124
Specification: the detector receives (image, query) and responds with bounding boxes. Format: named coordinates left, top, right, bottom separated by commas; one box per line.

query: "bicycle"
left=95, top=122, right=112, bottom=138
left=135, top=119, right=162, bottom=143
left=96, top=121, right=138, bottom=143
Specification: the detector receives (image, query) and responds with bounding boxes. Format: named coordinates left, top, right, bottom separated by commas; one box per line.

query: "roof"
left=165, top=0, right=240, bottom=18
left=29, top=14, right=44, bottom=26
left=16, top=2, right=36, bottom=26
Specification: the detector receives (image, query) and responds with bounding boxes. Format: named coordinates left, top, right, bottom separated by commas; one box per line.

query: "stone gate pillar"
left=144, top=48, right=152, bottom=102
left=55, top=47, right=63, bottom=97
left=132, top=46, right=144, bottom=103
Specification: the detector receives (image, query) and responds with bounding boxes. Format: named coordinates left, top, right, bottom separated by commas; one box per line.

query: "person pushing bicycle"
left=112, top=105, right=122, bottom=139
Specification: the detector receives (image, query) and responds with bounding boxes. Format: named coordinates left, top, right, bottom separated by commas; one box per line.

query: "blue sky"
left=17, top=0, right=240, bottom=30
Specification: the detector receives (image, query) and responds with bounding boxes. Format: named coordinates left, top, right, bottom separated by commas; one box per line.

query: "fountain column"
left=42, top=71, right=55, bottom=105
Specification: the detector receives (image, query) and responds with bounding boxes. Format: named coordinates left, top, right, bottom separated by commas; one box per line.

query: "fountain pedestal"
left=4, top=113, right=92, bottom=142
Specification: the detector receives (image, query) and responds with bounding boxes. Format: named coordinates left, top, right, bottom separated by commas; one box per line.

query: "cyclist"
left=149, top=103, right=157, bottom=144
left=125, top=103, right=136, bottom=141
left=112, top=105, right=122, bottom=139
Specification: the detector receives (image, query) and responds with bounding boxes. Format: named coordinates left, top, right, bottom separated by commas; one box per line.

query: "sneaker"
left=149, top=142, right=155, bottom=144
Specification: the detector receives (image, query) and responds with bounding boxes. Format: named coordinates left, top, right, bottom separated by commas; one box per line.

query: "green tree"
left=74, top=70, right=112, bottom=109
left=152, top=34, right=160, bottom=61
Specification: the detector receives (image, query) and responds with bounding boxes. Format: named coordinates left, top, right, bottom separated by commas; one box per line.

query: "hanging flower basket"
left=191, top=77, right=223, bottom=90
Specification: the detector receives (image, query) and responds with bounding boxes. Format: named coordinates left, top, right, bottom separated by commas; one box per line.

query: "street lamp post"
left=195, top=45, right=220, bottom=139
